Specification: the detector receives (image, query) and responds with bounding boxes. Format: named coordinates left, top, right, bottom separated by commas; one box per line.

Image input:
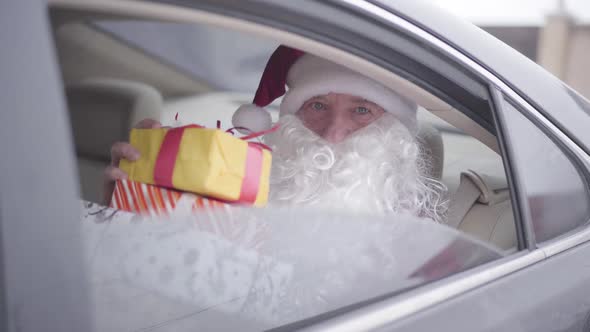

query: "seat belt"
left=446, top=172, right=482, bottom=229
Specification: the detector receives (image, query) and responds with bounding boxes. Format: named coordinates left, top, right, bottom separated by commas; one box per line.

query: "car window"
left=56, top=16, right=518, bottom=240
left=498, top=97, right=590, bottom=242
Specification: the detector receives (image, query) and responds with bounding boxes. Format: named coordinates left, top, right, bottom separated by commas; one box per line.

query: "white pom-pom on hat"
left=232, top=104, right=272, bottom=133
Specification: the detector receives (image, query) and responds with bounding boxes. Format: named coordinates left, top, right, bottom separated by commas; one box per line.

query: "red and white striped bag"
left=110, top=179, right=230, bottom=216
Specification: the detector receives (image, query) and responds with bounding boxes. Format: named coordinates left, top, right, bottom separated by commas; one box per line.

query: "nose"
left=321, top=112, right=353, bottom=144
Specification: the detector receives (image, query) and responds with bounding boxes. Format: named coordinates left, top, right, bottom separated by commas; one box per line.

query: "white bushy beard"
left=263, top=114, right=448, bottom=222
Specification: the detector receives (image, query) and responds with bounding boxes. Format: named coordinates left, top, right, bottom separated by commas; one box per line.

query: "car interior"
left=50, top=7, right=517, bottom=251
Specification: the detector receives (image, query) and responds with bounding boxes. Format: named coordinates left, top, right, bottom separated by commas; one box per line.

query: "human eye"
left=311, top=101, right=325, bottom=111
left=354, top=106, right=371, bottom=115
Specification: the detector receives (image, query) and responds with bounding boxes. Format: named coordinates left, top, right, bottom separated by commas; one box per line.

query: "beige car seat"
left=416, top=124, right=516, bottom=250
left=448, top=170, right=517, bottom=250
left=67, top=78, right=162, bottom=203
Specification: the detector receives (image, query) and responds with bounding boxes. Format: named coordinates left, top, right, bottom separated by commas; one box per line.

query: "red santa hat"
left=232, top=45, right=417, bottom=133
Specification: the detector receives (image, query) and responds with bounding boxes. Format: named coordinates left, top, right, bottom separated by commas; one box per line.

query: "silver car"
left=3, top=0, right=590, bottom=331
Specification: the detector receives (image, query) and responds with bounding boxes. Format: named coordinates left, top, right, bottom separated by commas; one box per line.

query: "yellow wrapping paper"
left=119, top=127, right=271, bottom=206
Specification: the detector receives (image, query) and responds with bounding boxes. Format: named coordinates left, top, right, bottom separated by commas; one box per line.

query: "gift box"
left=110, top=179, right=230, bottom=216
left=119, top=125, right=272, bottom=207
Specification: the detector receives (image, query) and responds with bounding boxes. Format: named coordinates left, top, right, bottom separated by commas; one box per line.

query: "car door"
left=5, top=0, right=590, bottom=331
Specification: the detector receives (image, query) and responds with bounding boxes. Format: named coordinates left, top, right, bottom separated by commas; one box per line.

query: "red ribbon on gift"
left=152, top=124, right=278, bottom=204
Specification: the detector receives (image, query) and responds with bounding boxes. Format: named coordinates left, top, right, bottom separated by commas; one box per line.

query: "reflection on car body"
left=80, top=202, right=501, bottom=330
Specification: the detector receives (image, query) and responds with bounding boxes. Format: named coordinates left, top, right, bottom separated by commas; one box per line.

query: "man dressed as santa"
left=106, top=46, right=447, bottom=222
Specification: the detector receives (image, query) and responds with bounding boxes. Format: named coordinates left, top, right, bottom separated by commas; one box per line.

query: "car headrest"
left=67, top=78, right=162, bottom=161
left=416, top=123, right=444, bottom=180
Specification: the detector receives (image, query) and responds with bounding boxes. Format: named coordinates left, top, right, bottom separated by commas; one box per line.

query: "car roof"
left=372, top=0, right=590, bottom=152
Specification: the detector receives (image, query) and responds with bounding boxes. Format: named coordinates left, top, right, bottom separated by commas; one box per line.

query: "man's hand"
left=102, top=118, right=162, bottom=204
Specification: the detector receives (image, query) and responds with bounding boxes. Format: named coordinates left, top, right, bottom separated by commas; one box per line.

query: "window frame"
left=489, top=88, right=535, bottom=249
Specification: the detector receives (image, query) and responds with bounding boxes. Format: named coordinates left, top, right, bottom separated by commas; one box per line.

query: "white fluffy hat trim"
left=280, top=54, right=417, bottom=131
left=232, top=46, right=417, bottom=133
